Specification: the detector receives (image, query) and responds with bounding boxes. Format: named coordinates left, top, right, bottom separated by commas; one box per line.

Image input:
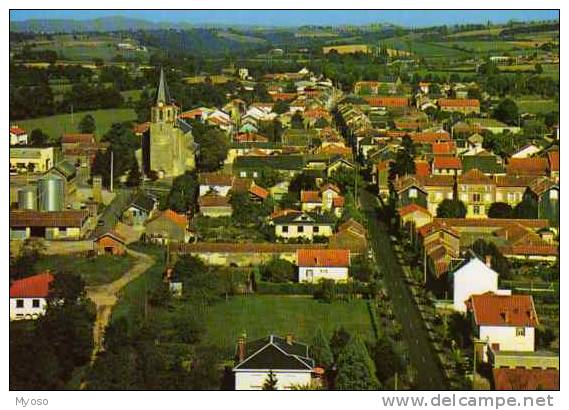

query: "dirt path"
left=85, top=248, right=155, bottom=360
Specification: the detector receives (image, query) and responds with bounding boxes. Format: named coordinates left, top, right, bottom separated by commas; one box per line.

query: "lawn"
left=34, top=254, right=135, bottom=286
left=18, top=108, right=137, bottom=141
left=516, top=98, right=559, bottom=114
left=200, top=295, right=374, bottom=351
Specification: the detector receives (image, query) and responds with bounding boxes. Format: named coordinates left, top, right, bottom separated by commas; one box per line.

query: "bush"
left=256, top=281, right=314, bottom=295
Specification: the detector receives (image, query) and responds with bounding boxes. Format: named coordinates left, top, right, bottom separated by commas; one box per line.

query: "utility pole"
left=423, top=245, right=427, bottom=284
left=110, top=150, right=114, bottom=193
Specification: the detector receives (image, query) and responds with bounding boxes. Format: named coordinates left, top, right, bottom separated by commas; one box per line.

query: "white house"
left=233, top=334, right=315, bottom=390
left=9, top=272, right=53, bottom=320
left=297, top=249, right=350, bottom=282
left=468, top=293, right=538, bottom=361
left=198, top=173, right=234, bottom=197
left=10, top=125, right=28, bottom=146
left=452, top=255, right=511, bottom=313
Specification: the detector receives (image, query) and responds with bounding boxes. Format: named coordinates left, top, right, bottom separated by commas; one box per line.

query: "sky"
left=9, top=10, right=559, bottom=27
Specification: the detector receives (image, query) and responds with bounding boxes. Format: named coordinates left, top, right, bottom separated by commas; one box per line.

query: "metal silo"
left=18, top=186, right=38, bottom=210
left=38, top=174, right=65, bottom=211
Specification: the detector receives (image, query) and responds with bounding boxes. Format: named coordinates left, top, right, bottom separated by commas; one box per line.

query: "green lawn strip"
left=199, top=295, right=374, bottom=353
left=18, top=108, right=137, bottom=141
left=34, top=254, right=135, bottom=286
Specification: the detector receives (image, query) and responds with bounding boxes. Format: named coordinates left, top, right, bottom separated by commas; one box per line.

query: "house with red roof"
left=10, top=272, right=54, bottom=320
left=297, top=249, right=350, bottom=282
left=547, top=149, right=559, bottom=182
left=300, top=183, right=344, bottom=217
left=432, top=156, right=462, bottom=176
left=467, top=293, right=539, bottom=361
left=145, top=209, right=191, bottom=245
left=438, top=98, right=480, bottom=114
left=198, top=193, right=233, bottom=218
left=10, top=125, right=28, bottom=146
left=398, top=203, right=433, bottom=231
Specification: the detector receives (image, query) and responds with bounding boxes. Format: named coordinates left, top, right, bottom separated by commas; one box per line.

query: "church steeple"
left=156, top=67, right=171, bottom=105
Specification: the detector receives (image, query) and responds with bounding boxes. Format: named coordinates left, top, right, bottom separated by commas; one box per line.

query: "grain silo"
left=17, top=186, right=38, bottom=210
left=38, top=173, right=65, bottom=211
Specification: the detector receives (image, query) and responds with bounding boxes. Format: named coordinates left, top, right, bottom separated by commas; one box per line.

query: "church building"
left=143, top=68, right=197, bottom=178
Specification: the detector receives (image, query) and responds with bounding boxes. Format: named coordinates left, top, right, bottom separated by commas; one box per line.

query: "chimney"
left=237, top=336, right=246, bottom=363
left=485, top=255, right=492, bottom=268
left=285, top=334, right=293, bottom=345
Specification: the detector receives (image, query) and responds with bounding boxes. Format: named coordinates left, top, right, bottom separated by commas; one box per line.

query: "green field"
left=33, top=37, right=150, bottom=62
left=35, top=254, right=135, bottom=286
left=385, top=37, right=469, bottom=60
left=516, top=98, right=559, bottom=114
left=18, top=108, right=137, bottom=141
left=200, top=295, right=374, bottom=351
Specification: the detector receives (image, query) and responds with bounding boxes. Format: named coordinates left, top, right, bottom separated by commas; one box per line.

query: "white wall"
left=199, top=184, right=232, bottom=197
left=10, top=297, right=47, bottom=320
left=234, top=370, right=312, bottom=390
left=453, top=259, right=498, bottom=313
left=299, top=266, right=348, bottom=282
left=479, top=325, right=535, bottom=361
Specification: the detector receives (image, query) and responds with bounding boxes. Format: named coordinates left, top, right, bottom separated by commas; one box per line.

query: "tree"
left=78, top=114, right=96, bottom=134
left=29, top=128, right=49, bottom=146
left=125, top=161, right=142, bottom=187
left=390, top=136, right=415, bottom=178
left=335, top=336, right=380, bottom=390
left=310, top=327, right=333, bottom=369
left=513, top=196, right=538, bottom=219
left=273, top=100, right=290, bottom=114
left=314, top=279, right=337, bottom=303
left=535, top=63, right=543, bottom=74
left=488, top=202, right=513, bottom=219
left=47, top=272, right=86, bottom=305
left=314, top=117, right=330, bottom=129
left=289, top=172, right=316, bottom=196
left=471, top=239, right=511, bottom=279
left=436, top=199, right=467, bottom=218
left=290, top=111, right=305, bottom=129
left=260, top=258, right=296, bottom=282
left=164, top=171, right=198, bottom=213
left=330, top=327, right=352, bottom=361
left=262, top=370, right=279, bottom=390
left=371, top=336, right=404, bottom=385
left=494, top=98, right=519, bottom=126
left=10, top=238, right=46, bottom=280
left=194, top=128, right=228, bottom=172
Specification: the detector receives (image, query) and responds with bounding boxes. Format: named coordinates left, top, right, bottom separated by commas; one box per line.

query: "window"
left=472, top=193, right=481, bottom=202
left=298, top=226, right=304, bottom=233
left=516, top=327, right=526, bottom=337
left=409, top=188, right=418, bottom=198
left=282, top=226, right=289, bottom=233
left=313, top=226, right=320, bottom=234
left=239, top=171, right=247, bottom=178
left=15, top=299, right=24, bottom=308
left=550, top=190, right=558, bottom=200
left=159, top=110, right=163, bottom=121
left=253, top=172, right=258, bottom=178
left=473, top=205, right=480, bottom=215
left=32, top=299, right=40, bottom=308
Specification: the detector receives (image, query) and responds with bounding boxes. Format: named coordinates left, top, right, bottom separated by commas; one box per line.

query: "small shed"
left=94, top=231, right=126, bottom=256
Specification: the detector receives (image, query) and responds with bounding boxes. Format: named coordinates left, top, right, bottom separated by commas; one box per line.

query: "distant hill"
left=9, top=16, right=190, bottom=32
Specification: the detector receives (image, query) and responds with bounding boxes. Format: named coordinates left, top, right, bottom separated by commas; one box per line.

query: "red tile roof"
left=61, top=133, right=95, bottom=145
left=199, top=172, right=234, bottom=186
left=10, top=272, right=54, bottom=298
left=332, top=196, right=345, bottom=207
left=10, top=210, right=89, bottom=228
left=432, top=141, right=456, bottom=155
left=297, top=249, right=350, bottom=267
left=433, top=156, right=462, bottom=170
left=438, top=98, right=480, bottom=108
left=415, top=160, right=430, bottom=177
left=418, top=174, right=455, bottom=187
left=198, top=194, right=231, bottom=208
left=337, top=219, right=366, bottom=237
left=10, top=126, right=27, bottom=136
left=270, top=93, right=297, bottom=102
left=270, top=209, right=302, bottom=219
left=398, top=203, right=431, bottom=217
left=364, top=96, right=409, bottom=108
left=469, top=293, right=538, bottom=327
left=547, top=150, right=559, bottom=172
left=507, top=157, right=549, bottom=176
left=411, top=131, right=451, bottom=144
left=161, top=209, right=189, bottom=226
left=434, top=217, right=550, bottom=230
left=235, top=133, right=269, bottom=143
left=179, top=108, right=205, bottom=120
left=493, top=368, right=559, bottom=391
left=459, top=168, right=494, bottom=185
left=320, top=183, right=341, bottom=194
left=249, top=184, right=269, bottom=200
left=132, top=122, right=150, bottom=134
left=300, top=190, right=320, bottom=203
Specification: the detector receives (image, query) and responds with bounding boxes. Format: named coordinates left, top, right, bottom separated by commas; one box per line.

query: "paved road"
left=85, top=248, right=155, bottom=359
left=359, top=187, right=447, bottom=390
left=91, top=189, right=134, bottom=238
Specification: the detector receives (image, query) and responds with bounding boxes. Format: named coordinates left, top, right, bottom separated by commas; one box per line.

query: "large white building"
left=452, top=255, right=511, bottom=313
left=468, top=293, right=538, bottom=361
left=233, top=335, right=316, bottom=390
left=9, top=272, right=53, bottom=320
left=297, top=249, right=350, bottom=282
